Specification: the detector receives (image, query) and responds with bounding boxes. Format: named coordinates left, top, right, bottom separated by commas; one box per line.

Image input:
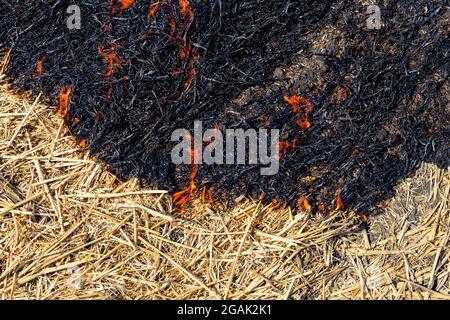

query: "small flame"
left=109, top=0, right=134, bottom=15
left=179, top=41, right=192, bottom=61
left=98, top=45, right=125, bottom=78
left=149, top=0, right=161, bottom=17
left=275, top=139, right=297, bottom=160
left=298, top=196, right=312, bottom=212
left=284, top=95, right=314, bottom=129
left=77, top=139, right=88, bottom=149
left=359, top=213, right=368, bottom=223
left=173, top=134, right=200, bottom=211
left=336, top=191, right=344, bottom=211
left=58, top=85, right=72, bottom=116
left=35, top=55, right=47, bottom=78
left=118, top=0, right=134, bottom=11
left=179, top=0, right=194, bottom=23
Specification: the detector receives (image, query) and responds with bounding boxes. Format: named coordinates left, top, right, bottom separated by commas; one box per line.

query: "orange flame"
left=118, top=0, right=134, bottom=10
left=359, top=213, right=368, bottom=223
left=98, top=45, right=126, bottom=78
left=173, top=135, right=200, bottom=210
left=275, top=139, right=297, bottom=161
left=201, top=187, right=207, bottom=204
left=149, top=0, right=161, bottom=17
left=109, top=0, right=134, bottom=15
left=179, top=0, right=194, bottom=23
left=298, top=196, right=312, bottom=212
left=336, top=191, right=344, bottom=211
left=58, top=85, right=72, bottom=116
left=35, top=55, right=47, bottom=78
left=179, top=41, right=192, bottom=61
left=77, top=139, right=88, bottom=149
left=284, top=95, right=314, bottom=129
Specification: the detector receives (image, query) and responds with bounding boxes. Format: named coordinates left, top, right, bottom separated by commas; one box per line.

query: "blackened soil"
left=1, top=0, right=448, bottom=214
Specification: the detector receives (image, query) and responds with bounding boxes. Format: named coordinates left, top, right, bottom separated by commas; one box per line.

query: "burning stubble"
left=2, top=1, right=448, bottom=213
left=171, top=121, right=280, bottom=176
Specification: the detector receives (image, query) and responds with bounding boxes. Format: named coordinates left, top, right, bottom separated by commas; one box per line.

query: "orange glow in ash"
left=284, top=95, right=314, bottom=129
left=109, top=0, right=134, bottom=15
left=336, top=191, right=344, bottom=211
left=77, top=139, right=88, bottom=149
left=275, top=140, right=297, bottom=160
left=118, top=0, right=134, bottom=10
left=173, top=135, right=200, bottom=210
left=149, top=0, right=161, bottom=17
left=359, top=213, right=368, bottom=223
left=58, top=85, right=72, bottom=116
left=298, top=196, right=312, bottom=212
left=179, top=0, right=194, bottom=23
left=179, top=41, right=192, bottom=61
left=98, top=45, right=126, bottom=78
left=201, top=187, right=207, bottom=204
left=184, top=51, right=201, bottom=90
left=295, top=118, right=311, bottom=130
left=35, top=55, right=47, bottom=78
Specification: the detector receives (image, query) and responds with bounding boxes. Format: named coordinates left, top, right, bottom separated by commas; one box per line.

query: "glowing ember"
left=172, top=135, right=200, bottom=210
left=109, top=0, right=134, bottom=15
left=179, top=41, right=192, bottom=61
left=77, top=139, right=88, bottom=149
left=118, top=0, right=134, bottom=11
left=98, top=44, right=126, bottom=78
left=359, top=213, right=368, bottom=223
left=276, top=140, right=297, bottom=160
left=35, top=55, right=47, bottom=78
left=58, top=85, right=72, bottom=116
left=179, top=0, right=194, bottom=23
left=149, top=0, right=161, bottom=17
left=201, top=187, right=207, bottom=204
left=284, top=95, right=314, bottom=129
left=298, top=196, right=312, bottom=212
left=336, top=191, right=344, bottom=210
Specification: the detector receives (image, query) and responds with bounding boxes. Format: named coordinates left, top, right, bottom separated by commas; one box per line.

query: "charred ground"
left=0, top=0, right=448, bottom=214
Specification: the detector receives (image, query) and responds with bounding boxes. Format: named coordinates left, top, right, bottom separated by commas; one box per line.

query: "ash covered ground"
left=0, top=0, right=448, bottom=214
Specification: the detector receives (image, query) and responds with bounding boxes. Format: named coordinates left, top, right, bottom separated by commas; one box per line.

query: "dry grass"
left=0, top=73, right=449, bottom=299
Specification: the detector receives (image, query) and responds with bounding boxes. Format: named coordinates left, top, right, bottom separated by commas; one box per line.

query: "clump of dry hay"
left=0, top=74, right=449, bottom=299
